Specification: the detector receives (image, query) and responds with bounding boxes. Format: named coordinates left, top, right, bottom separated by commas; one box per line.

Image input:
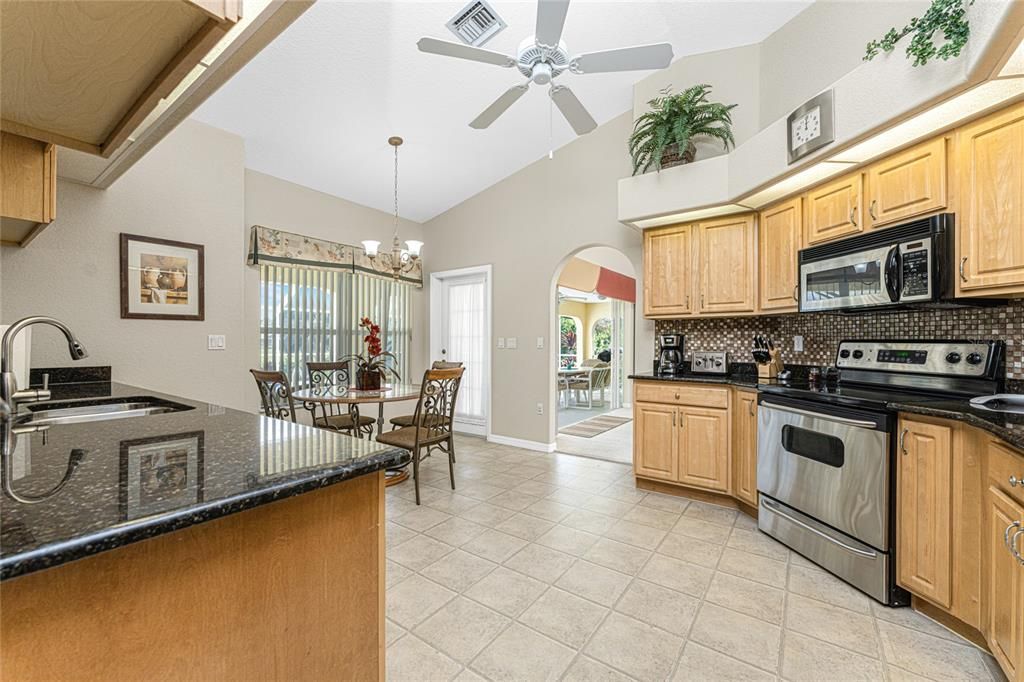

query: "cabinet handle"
left=672, top=411, right=676, bottom=427
left=869, top=200, right=878, bottom=222
left=1010, top=475, right=1020, bottom=488
left=792, top=285, right=799, bottom=302
left=1004, top=520, right=1021, bottom=550
left=959, top=257, right=968, bottom=283
left=1013, top=529, right=1024, bottom=565
left=674, top=392, right=680, bottom=399
left=899, top=428, right=909, bottom=455
left=849, top=206, right=858, bottom=227
left=748, top=401, right=755, bottom=417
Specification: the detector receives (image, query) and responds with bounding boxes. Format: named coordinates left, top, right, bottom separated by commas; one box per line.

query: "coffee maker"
left=657, top=334, right=684, bottom=376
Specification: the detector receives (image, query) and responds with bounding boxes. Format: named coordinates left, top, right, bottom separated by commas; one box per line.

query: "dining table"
left=291, top=383, right=421, bottom=486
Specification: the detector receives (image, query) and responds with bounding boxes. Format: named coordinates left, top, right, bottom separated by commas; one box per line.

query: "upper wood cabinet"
left=1, top=0, right=240, bottom=158
left=731, top=389, right=757, bottom=506
left=1, top=132, right=56, bottom=247
left=643, top=224, right=694, bottom=318
left=866, top=137, right=947, bottom=229
left=956, top=102, right=1024, bottom=297
left=758, top=198, right=802, bottom=312
left=697, top=214, right=757, bottom=315
left=804, top=172, right=863, bottom=245
left=897, top=417, right=955, bottom=608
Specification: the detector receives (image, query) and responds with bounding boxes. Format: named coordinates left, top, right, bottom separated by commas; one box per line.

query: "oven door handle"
left=759, top=401, right=879, bottom=429
left=762, top=498, right=878, bottom=559
left=884, top=245, right=901, bottom=302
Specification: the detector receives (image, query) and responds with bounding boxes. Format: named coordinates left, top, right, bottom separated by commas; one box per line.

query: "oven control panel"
left=836, top=340, right=999, bottom=377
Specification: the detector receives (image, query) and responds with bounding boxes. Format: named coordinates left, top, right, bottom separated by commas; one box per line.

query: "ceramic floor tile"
left=689, top=602, right=782, bottom=673
left=583, top=537, right=652, bottom=575
left=786, top=564, right=873, bottom=615
left=464, top=566, right=547, bottom=618
left=562, top=508, right=619, bottom=535
left=581, top=495, right=636, bottom=518
left=420, top=549, right=498, bottom=593
left=786, top=594, right=881, bottom=657
left=386, top=633, right=462, bottom=682
left=705, top=571, right=786, bottom=625
left=457, top=502, right=517, bottom=527
left=387, top=574, right=458, bottom=629
left=672, top=642, right=776, bottom=682
left=782, top=631, right=884, bottom=681
left=671, top=516, right=733, bottom=544
left=389, top=534, right=456, bottom=572
left=555, top=559, right=632, bottom=606
left=584, top=612, right=684, bottom=682
left=503, top=543, right=575, bottom=583
left=512, top=480, right=559, bottom=498
left=639, top=492, right=691, bottom=513
left=622, top=504, right=681, bottom=530
left=637, top=553, right=714, bottom=598
left=386, top=522, right=419, bottom=551
left=424, top=492, right=482, bottom=515
left=656, top=532, right=725, bottom=569
left=413, top=596, right=510, bottom=664
left=386, top=618, right=406, bottom=646
left=423, top=516, right=488, bottom=547
left=387, top=559, right=414, bottom=589
left=545, top=487, right=595, bottom=507
left=460, top=529, right=528, bottom=563
left=470, top=623, right=575, bottom=681
left=727, top=527, right=790, bottom=562
left=614, top=579, right=700, bottom=637
left=716, top=547, right=788, bottom=586
left=493, top=512, right=556, bottom=542
left=604, top=519, right=667, bottom=550
left=561, top=656, right=635, bottom=682
left=876, top=620, right=993, bottom=681
left=682, top=501, right=738, bottom=528
left=488, top=489, right=542, bottom=512
left=536, top=525, right=601, bottom=556
left=869, top=601, right=966, bottom=643
left=522, top=498, right=576, bottom=523
left=518, top=586, right=609, bottom=648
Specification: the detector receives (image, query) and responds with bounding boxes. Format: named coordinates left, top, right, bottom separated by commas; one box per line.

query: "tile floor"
left=385, top=436, right=1004, bottom=682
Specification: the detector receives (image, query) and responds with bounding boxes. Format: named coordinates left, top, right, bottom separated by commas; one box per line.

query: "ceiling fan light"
left=531, top=62, right=552, bottom=85
left=405, top=240, right=423, bottom=258
left=362, top=240, right=381, bottom=258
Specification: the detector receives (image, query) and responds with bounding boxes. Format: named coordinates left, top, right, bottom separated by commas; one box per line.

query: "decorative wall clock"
left=787, top=90, right=835, bottom=163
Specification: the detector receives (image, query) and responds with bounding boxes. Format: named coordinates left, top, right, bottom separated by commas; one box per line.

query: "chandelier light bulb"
left=405, top=240, right=423, bottom=258
left=361, top=240, right=381, bottom=258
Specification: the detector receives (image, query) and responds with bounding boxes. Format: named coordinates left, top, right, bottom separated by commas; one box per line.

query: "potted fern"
left=628, top=84, right=737, bottom=175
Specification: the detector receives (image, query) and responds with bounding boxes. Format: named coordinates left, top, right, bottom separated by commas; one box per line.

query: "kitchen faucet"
left=1, top=316, right=89, bottom=412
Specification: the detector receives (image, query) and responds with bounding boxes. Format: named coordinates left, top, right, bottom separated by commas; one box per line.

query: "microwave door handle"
left=884, top=245, right=901, bottom=302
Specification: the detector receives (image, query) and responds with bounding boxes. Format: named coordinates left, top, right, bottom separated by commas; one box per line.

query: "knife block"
left=757, top=349, right=783, bottom=380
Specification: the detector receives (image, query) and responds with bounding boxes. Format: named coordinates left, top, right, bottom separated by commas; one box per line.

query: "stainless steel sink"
left=14, top=396, right=194, bottom=427
left=969, top=394, right=1024, bottom=414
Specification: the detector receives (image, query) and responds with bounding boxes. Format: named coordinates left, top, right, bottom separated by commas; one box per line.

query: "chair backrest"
left=591, top=362, right=612, bottom=388
left=581, top=358, right=603, bottom=368
left=250, top=369, right=296, bottom=422
left=412, top=367, right=465, bottom=443
left=431, top=360, right=463, bottom=369
left=307, top=361, right=353, bottom=388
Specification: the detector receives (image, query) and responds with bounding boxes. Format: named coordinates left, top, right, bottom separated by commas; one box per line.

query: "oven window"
left=805, top=260, right=882, bottom=302
left=781, top=425, right=845, bottom=467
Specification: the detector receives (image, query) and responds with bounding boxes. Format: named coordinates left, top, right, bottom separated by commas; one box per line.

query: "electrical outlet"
left=207, top=334, right=226, bottom=351
left=497, top=337, right=505, bottom=349
left=536, top=402, right=544, bottom=415
left=793, top=335, right=804, bottom=352
left=536, top=336, right=544, bottom=350
left=506, top=337, right=517, bottom=349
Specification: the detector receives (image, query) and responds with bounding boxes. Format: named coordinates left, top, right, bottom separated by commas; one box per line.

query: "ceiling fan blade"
left=571, top=43, right=674, bottom=74
left=470, top=84, right=530, bottom=129
left=549, top=85, right=596, bottom=135
left=417, top=37, right=516, bottom=68
left=535, top=0, right=570, bottom=48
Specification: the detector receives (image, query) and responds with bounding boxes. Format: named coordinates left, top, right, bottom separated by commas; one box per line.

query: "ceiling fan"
left=417, top=0, right=674, bottom=135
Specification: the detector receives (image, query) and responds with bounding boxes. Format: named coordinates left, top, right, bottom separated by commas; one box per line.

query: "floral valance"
left=247, top=225, right=423, bottom=287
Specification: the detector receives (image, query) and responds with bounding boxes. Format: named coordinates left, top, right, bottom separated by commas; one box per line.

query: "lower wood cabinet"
left=985, top=484, right=1023, bottom=681
left=634, top=402, right=678, bottom=481
left=677, top=406, right=730, bottom=492
left=731, top=389, right=758, bottom=506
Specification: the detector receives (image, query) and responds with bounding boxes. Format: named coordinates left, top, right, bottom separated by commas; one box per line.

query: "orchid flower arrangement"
left=340, top=317, right=401, bottom=387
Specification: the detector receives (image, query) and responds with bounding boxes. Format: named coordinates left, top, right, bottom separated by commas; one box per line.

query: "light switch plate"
left=506, top=337, right=517, bottom=349
left=536, top=336, right=544, bottom=349
left=207, top=334, right=226, bottom=351
left=497, top=337, right=506, bottom=349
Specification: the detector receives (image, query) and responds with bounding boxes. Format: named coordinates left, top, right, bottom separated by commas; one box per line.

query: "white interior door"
left=431, top=267, right=491, bottom=435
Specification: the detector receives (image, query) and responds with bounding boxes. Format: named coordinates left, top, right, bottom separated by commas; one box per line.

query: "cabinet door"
left=804, top=172, right=863, bottom=245
left=731, top=390, right=757, bottom=506
left=897, top=418, right=954, bottom=607
left=698, top=214, right=756, bottom=314
left=758, top=198, right=802, bottom=312
left=634, top=402, right=678, bottom=481
left=678, top=407, right=729, bottom=492
left=866, top=137, right=947, bottom=229
left=957, top=103, right=1024, bottom=295
left=985, top=486, right=1023, bottom=682
left=644, top=225, right=693, bottom=317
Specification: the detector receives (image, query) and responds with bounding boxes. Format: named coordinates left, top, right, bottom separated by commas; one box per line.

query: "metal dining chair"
left=376, top=367, right=464, bottom=505
left=306, top=361, right=376, bottom=437
left=250, top=369, right=297, bottom=422
left=389, top=360, right=463, bottom=430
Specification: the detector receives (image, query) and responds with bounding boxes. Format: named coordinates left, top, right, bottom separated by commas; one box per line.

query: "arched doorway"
left=549, top=246, right=637, bottom=463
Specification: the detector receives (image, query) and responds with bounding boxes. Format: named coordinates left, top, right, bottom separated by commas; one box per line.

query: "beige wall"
left=424, top=112, right=652, bottom=447
left=0, top=119, right=251, bottom=410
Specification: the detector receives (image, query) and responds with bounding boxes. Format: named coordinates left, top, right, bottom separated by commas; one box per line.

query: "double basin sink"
left=12, top=396, right=194, bottom=428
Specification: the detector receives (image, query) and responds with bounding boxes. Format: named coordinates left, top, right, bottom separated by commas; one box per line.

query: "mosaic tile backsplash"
left=655, top=300, right=1024, bottom=381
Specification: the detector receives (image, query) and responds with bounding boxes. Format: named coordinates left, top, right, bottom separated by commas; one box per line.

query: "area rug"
left=559, top=414, right=631, bottom=438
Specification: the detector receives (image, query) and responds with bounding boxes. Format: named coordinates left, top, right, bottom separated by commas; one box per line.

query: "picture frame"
left=119, top=431, right=204, bottom=521
left=120, top=233, right=204, bottom=320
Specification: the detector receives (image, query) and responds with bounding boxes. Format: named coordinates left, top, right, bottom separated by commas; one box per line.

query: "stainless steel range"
left=756, top=339, right=1005, bottom=605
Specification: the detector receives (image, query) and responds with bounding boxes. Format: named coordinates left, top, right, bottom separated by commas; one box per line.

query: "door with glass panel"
left=431, top=267, right=490, bottom=435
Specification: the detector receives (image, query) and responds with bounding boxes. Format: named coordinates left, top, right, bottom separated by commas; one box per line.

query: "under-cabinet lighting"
left=633, top=203, right=750, bottom=229
left=741, top=162, right=855, bottom=209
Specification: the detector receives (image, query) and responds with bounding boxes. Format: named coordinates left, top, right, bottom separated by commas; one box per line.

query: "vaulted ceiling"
left=191, top=0, right=812, bottom=222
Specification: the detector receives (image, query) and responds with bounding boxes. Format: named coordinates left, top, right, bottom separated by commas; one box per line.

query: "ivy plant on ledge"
left=864, top=0, right=975, bottom=67
left=628, top=84, right=737, bottom=176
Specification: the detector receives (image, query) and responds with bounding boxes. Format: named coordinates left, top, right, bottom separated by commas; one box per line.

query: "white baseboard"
left=455, top=421, right=487, bottom=437
left=487, top=434, right=557, bottom=453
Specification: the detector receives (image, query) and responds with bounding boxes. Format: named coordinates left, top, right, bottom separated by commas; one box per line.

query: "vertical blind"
left=259, top=264, right=412, bottom=389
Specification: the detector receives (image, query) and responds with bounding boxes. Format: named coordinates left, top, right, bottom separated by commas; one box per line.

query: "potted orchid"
left=341, top=317, right=401, bottom=390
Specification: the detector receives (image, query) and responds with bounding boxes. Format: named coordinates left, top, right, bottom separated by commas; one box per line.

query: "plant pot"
left=356, top=368, right=382, bottom=391
left=660, top=141, right=696, bottom=169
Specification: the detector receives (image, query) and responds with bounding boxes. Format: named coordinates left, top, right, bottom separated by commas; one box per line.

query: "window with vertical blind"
left=259, top=264, right=412, bottom=390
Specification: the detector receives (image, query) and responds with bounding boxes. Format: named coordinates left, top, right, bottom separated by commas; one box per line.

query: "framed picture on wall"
left=120, top=233, right=204, bottom=320
left=119, top=431, right=204, bottom=521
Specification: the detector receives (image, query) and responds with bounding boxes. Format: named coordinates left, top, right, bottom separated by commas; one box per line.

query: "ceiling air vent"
left=446, top=0, right=506, bottom=47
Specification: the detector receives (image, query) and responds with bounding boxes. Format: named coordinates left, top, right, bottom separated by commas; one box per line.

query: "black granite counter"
left=892, top=399, right=1024, bottom=451
left=0, top=382, right=409, bottom=581
left=629, top=372, right=761, bottom=389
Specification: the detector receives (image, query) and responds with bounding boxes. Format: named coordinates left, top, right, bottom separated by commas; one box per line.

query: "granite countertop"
left=0, top=382, right=409, bottom=581
left=891, top=398, right=1024, bottom=451
left=629, top=372, right=761, bottom=389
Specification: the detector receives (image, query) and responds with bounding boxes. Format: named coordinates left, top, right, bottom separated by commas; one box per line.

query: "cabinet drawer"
left=988, top=439, right=1024, bottom=507
left=634, top=382, right=729, bottom=408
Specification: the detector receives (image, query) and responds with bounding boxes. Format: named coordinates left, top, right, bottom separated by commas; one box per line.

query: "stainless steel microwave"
left=798, top=214, right=953, bottom=313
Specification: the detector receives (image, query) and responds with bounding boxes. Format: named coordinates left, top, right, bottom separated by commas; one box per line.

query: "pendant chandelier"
left=361, top=136, right=422, bottom=279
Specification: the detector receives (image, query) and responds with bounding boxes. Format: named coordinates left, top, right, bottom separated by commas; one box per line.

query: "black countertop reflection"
left=0, top=382, right=409, bottom=581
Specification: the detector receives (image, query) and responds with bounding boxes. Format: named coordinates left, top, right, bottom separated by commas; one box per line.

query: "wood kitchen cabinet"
left=956, top=102, right=1024, bottom=297
left=634, top=402, right=678, bottom=481
left=731, top=389, right=758, bottom=506
left=758, top=198, right=802, bottom=312
left=865, top=137, right=947, bottom=229
left=0, top=132, right=56, bottom=247
left=804, top=172, right=863, bottom=245
left=897, top=416, right=955, bottom=608
left=678, top=407, right=730, bottom=492
left=985, top=484, right=1023, bottom=682
left=643, top=224, right=694, bottom=317
left=697, top=214, right=757, bottom=315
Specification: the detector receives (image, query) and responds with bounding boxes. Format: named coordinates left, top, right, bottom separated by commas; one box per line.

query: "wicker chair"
left=377, top=367, right=464, bottom=504
left=567, top=360, right=611, bottom=408
left=250, top=369, right=297, bottom=422
left=306, top=361, right=376, bottom=437
left=389, top=361, right=463, bottom=429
